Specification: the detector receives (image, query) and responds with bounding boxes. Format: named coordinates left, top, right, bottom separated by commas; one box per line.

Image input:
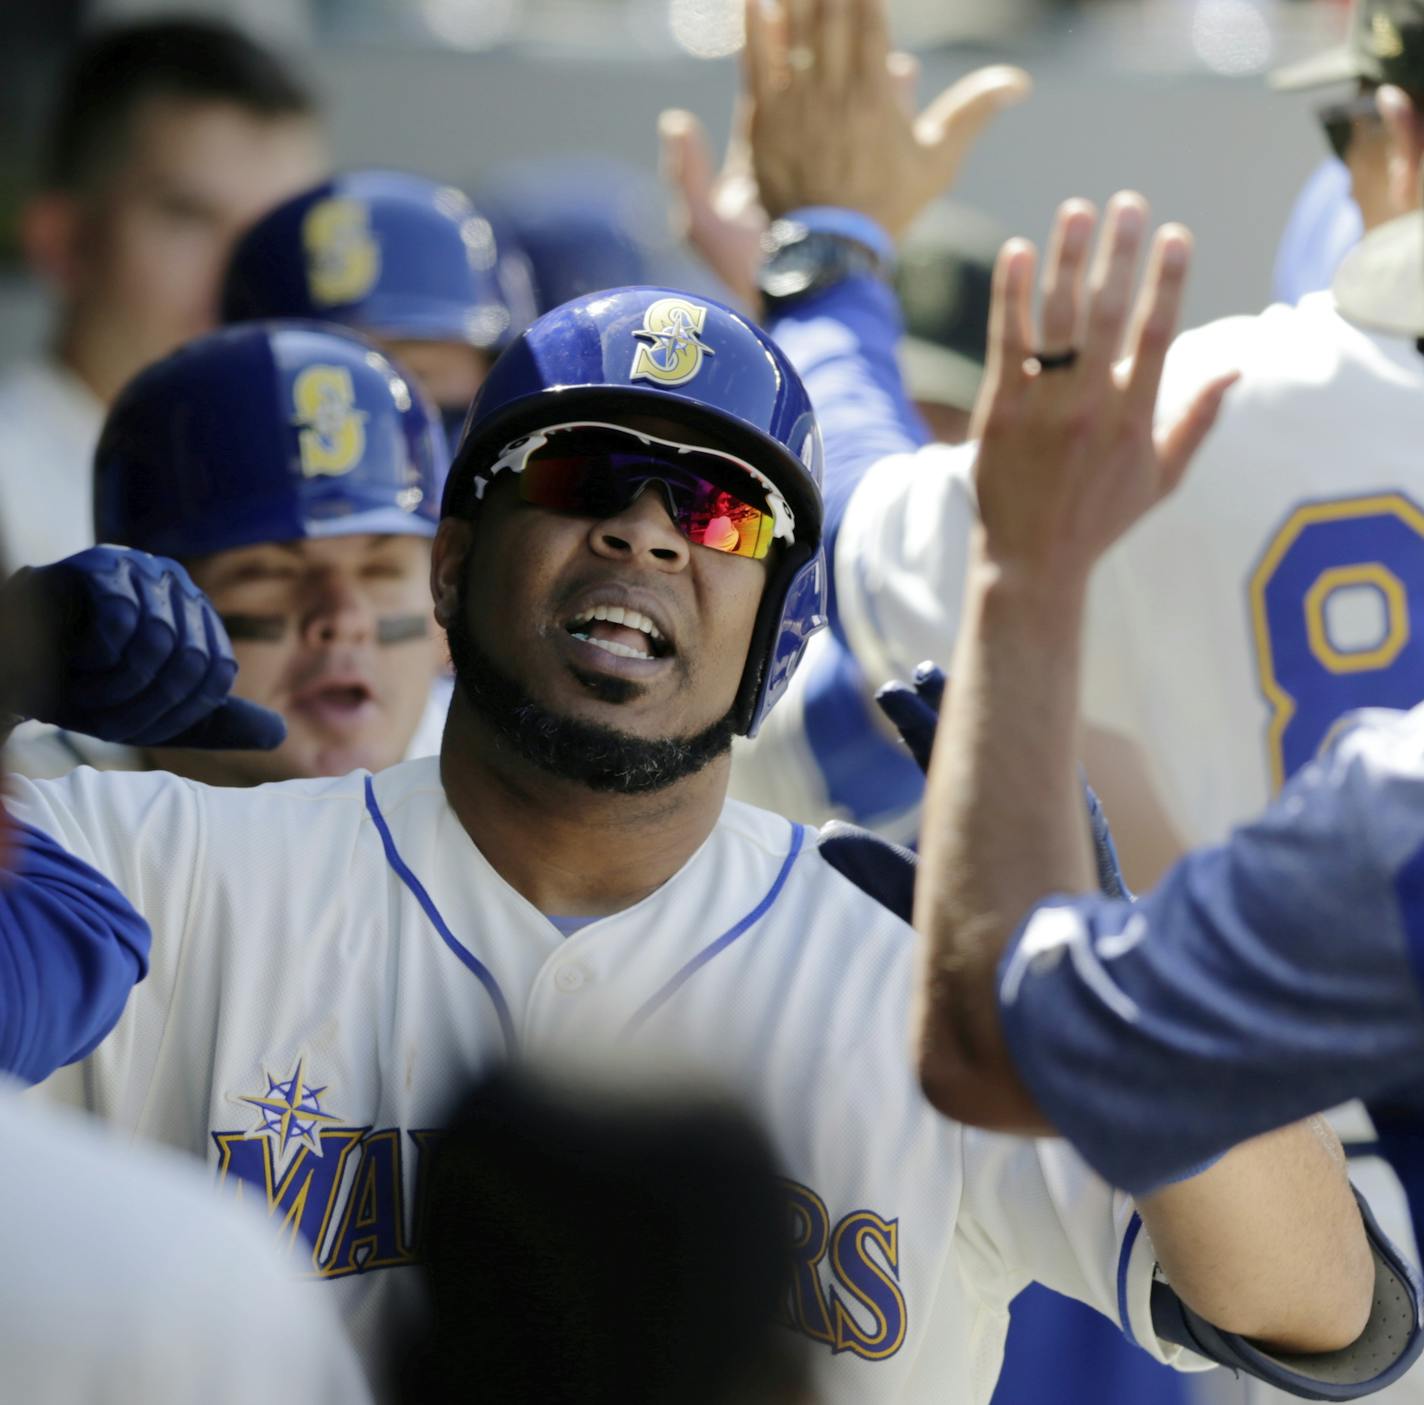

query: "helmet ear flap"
left=737, top=549, right=828, bottom=737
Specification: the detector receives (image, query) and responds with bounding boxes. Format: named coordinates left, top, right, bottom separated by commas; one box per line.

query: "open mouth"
left=291, top=678, right=379, bottom=729
left=564, top=604, right=672, bottom=662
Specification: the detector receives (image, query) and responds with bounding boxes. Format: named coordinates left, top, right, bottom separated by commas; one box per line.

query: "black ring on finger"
left=1032, top=348, right=1080, bottom=372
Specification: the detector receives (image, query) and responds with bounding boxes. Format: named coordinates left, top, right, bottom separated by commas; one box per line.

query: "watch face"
left=761, top=245, right=821, bottom=299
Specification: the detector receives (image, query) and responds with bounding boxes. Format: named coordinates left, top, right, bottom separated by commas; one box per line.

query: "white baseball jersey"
left=10, top=759, right=1215, bottom=1404
left=0, top=357, right=104, bottom=568
left=4, top=674, right=453, bottom=781
left=0, top=1082, right=368, bottom=1403
left=1084, top=292, right=1424, bottom=846
left=728, top=443, right=977, bottom=845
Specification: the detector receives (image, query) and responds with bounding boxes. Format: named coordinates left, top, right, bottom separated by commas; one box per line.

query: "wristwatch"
left=757, top=218, right=890, bottom=309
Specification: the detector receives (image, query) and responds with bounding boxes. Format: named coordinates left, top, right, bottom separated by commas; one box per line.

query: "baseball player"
left=0, top=18, right=326, bottom=568
left=1074, top=0, right=1424, bottom=884
left=896, top=191, right=1424, bottom=1256
left=221, top=168, right=531, bottom=445
left=2, top=284, right=1404, bottom=1403
left=7, top=321, right=450, bottom=786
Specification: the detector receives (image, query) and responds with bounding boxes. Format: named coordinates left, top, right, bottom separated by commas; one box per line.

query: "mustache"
left=446, top=579, right=733, bottom=795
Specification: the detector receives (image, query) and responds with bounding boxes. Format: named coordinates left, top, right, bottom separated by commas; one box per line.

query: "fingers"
left=1081, top=192, right=1148, bottom=377
left=887, top=51, right=919, bottom=117
left=851, top=0, right=890, bottom=87
left=916, top=65, right=1032, bottom=180
left=658, top=110, right=714, bottom=229
left=873, top=680, right=938, bottom=774
left=1122, top=223, right=1193, bottom=418
left=1156, top=371, right=1239, bottom=497
left=167, top=696, right=287, bottom=752
left=1037, top=199, right=1097, bottom=359
left=744, top=0, right=777, bottom=105
left=816, top=0, right=853, bottom=94
left=785, top=0, right=814, bottom=70
left=980, top=238, right=1037, bottom=417
left=911, top=661, right=947, bottom=714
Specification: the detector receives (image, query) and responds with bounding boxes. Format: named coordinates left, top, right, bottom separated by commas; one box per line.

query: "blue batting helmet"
left=221, top=169, right=517, bottom=350
left=94, top=322, right=447, bottom=559
left=444, top=285, right=826, bottom=738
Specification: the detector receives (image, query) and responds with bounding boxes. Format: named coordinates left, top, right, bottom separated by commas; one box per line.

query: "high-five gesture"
left=914, top=194, right=1237, bottom=1131
left=971, top=193, right=1238, bottom=584
left=661, top=0, right=1029, bottom=307
left=745, top=0, right=1029, bottom=236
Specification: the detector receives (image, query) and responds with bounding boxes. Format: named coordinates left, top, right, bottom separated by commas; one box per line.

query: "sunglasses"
left=1317, top=90, right=1383, bottom=162
left=483, top=421, right=795, bottom=560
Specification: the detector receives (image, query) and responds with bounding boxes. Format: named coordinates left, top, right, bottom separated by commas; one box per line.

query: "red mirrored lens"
left=517, top=441, right=774, bottom=559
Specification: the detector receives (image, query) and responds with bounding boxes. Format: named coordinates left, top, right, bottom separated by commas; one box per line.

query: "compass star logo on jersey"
left=237, top=1056, right=344, bottom=1158
left=630, top=297, right=716, bottom=387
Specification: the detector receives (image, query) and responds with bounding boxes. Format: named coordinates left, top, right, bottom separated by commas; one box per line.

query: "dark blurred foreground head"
left=401, top=1066, right=811, bottom=1405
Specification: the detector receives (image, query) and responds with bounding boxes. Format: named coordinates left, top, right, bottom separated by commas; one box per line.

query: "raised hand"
left=746, top=0, right=1030, bottom=236
left=970, top=193, right=1238, bottom=584
left=660, top=0, right=1029, bottom=307
left=5, top=546, right=286, bottom=750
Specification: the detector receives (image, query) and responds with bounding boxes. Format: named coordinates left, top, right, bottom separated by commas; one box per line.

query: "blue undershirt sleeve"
left=768, top=276, right=929, bottom=639
left=997, top=710, right=1424, bottom=1195
left=0, top=819, right=150, bottom=1083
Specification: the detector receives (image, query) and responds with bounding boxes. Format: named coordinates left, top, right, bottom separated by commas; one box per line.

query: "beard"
left=446, top=577, right=737, bottom=795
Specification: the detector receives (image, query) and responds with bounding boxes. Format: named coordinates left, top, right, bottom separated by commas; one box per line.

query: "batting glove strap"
left=1150, top=1188, right=1423, bottom=1400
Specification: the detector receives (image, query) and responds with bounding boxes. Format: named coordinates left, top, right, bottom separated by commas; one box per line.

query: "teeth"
left=569, top=604, right=664, bottom=642
left=570, top=633, right=653, bottom=660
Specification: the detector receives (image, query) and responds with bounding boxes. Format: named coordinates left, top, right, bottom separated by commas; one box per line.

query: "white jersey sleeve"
left=831, top=441, right=979, bottom=693
left=957, top=1128, right=1208, bottom=1375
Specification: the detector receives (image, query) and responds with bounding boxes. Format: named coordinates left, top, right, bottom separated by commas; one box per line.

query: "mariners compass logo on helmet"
left=292, top=364, right=369, bottom=478
left=630, top=296, right=716, bottom=387
left=302, top=196, right=382, bottom=307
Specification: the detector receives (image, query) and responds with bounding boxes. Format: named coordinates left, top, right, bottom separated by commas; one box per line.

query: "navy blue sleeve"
left=998, top=714, right=1424, bottom=1194
left=0, top=819, right=150, bottom=1083
left=768, top=277, right=929, bottom=638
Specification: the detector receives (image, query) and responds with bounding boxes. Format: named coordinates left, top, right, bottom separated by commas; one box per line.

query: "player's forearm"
left=769, top=276, right=929, bottom=536
left=912, top=537, right=1095, bottom=1126
left=1139, top=1116, right=1373, bottom=1353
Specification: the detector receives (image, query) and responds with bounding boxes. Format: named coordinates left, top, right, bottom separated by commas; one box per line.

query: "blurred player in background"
left=221, top=168, right=530, bottom=445
left=1081, top=0, right=1424, bottom=886
left=399, top=1066, right=810, bottom=1405
left=0, top=18, right=326, bottom=568
left=0, top=531, right=363, bottom=1402
left=7, top=322, right=449, bottom=786
left=477, top=156, right=721, bottom=317
left=0, top=1089, right=370, bottom=1404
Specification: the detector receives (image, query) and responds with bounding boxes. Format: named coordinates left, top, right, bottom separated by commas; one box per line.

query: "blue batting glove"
left=7, top=546, right=285, bottom=751
left=875, top=660, right=1130, bottom=898
left=874, top=661, right=946, bottom=773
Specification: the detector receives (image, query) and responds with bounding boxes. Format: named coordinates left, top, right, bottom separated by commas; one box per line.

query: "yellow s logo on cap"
left=630, top=297, right=716, bottom=387
left=293, top=366, right=367, bottom=478
left=302, top=197, right=381, bottom=307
